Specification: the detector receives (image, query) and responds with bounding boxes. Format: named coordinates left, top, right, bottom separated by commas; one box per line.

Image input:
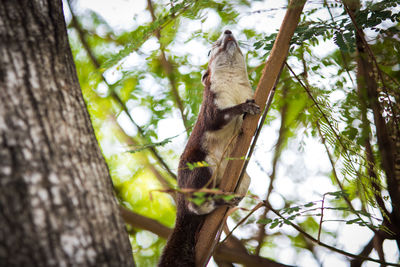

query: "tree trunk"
left=0, top=1, right=134, bottom=266
left=346, top=0, right=400, bottom=247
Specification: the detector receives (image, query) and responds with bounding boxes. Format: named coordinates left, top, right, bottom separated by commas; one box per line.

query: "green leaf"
left=334, top=31, right=348, bottom=52
left=270, top=220, right=280, bottom=229
left=304, top=202, right=315, bottom=207
left=257, top=218, right=273, bottom=225
left=220, top=194, right=235, bottom=201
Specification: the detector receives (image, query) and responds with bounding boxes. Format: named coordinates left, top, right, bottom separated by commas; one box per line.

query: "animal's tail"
left=158, top=213, right=204, bottom=267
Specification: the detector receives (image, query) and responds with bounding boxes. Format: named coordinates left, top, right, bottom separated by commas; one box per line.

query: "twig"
left=220, top=202, right=264, bottom=244
left=300, top=52, right=360, bottom=222
left=285, top=62, right=356, bottom=165
left=323, top=0, right=355, bottom=87
left=315, top=122, right=368, bottom=225
left=317, top=194, right=325, bottom=242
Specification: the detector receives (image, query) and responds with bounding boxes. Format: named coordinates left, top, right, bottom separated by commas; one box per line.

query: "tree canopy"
left=65, top=0, right=400, bottom=266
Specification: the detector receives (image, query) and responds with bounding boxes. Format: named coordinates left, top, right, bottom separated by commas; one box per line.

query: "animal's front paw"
left=242, top=101, right=260, bottom=115
left=227, top=196, right=243, bottom=207
left=188, top=200, right=216, bottom=215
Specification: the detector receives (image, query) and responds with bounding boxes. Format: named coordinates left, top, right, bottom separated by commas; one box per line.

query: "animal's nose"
left=224, top=30, right=232, bottom=35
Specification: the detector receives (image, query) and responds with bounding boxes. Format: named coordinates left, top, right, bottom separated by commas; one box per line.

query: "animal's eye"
left=208, top=50, right=211, bottom=56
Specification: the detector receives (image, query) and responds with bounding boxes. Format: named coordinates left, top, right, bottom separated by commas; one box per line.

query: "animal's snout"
left=224, top=30, right=234, bottom=41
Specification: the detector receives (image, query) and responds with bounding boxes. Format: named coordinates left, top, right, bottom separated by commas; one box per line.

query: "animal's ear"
left=201, top=70, right=209, bottom=86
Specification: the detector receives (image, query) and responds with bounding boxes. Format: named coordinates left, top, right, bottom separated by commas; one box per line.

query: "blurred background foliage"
left=65, top=0, right=399, bottom=266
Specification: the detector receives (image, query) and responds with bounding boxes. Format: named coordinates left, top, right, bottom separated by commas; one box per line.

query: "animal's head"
left=202, top=30, right=246, bottom=86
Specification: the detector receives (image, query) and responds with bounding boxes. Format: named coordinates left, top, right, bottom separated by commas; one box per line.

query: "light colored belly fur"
left=205, top=72, right=253, bottom=187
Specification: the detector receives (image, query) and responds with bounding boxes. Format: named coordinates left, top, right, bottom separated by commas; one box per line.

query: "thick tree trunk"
left=0, top=1, right=134, bottom=266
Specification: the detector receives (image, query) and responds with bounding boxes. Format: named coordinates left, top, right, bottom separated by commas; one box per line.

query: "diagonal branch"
left=195, top=1, right=307, bottom=265
left=67, top=1, right=177, bottom=179
left=287, top=63, right=379, bottom=234
left=350, top=235, right=374, bottom=267
left=255, top=84, right=289, bottom=255
left=111, top=117, right=175, bottom=194
left=323, top=0, right=355, bottom=87
left=316, top=122, right=357, bottom=215
left=285, top=62, right=361, bottom=178
left=147, top=0, right=190, bottom=135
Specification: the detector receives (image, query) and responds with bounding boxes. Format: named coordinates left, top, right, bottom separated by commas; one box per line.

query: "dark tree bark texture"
left=0, top=1, right=134, bottom=266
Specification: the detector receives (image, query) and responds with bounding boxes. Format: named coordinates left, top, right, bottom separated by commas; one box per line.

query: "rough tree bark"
left=0, top=1, right=134, bottom=266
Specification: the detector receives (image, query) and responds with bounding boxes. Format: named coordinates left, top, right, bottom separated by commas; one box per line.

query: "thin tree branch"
left=373, top=233, right=385, bottom=265
left=317, top=194, right=325, bottom=242
left=255, top=84, right=289, bottom=255
left=147, top=0, right=190, bottom=135
left=67, top=1, right=177, bottom=180
left=350, top=235, right=374, bottom=267
left=323, top=0, right=355, bottom=87
left=300, top=43, right=391, bottom=227
left=120, top=206, right=172, bottom=239
left=299, top=47, right=364, bottom=243
left=221, top=202, right=264, bottom=244
left=110, top=117, right=175, bottom=195
left=288, top=62, right=380, bottom=233
left=316, top=122, right=359, bottom=214
left=285, top=62, right=361, bottom=177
